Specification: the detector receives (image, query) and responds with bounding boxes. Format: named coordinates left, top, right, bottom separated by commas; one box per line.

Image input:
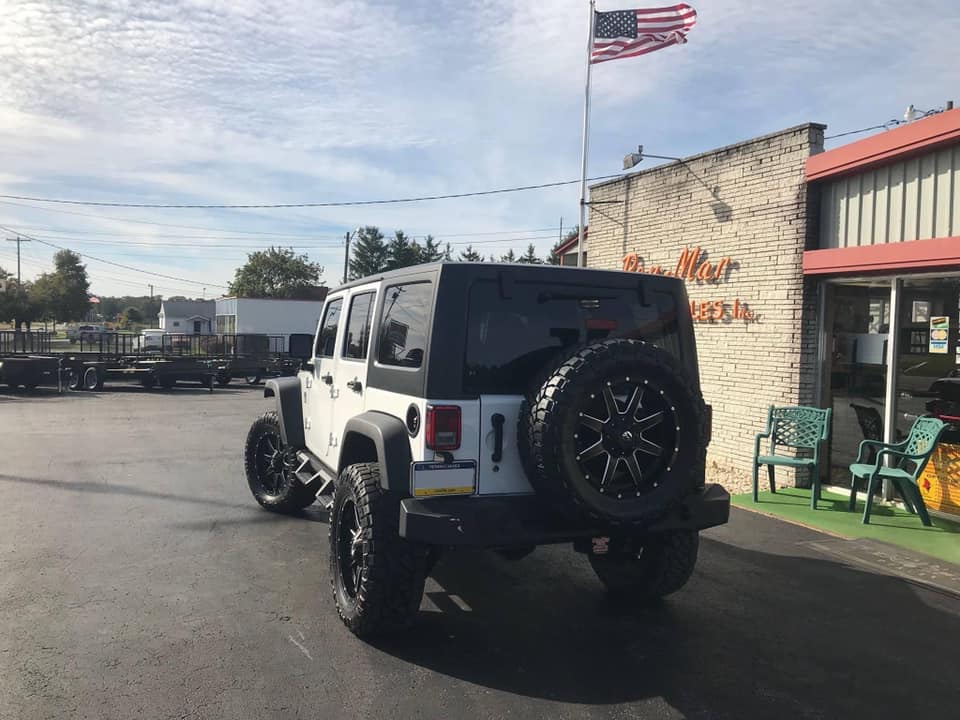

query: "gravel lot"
left=0, top=386, right=957, bottom=719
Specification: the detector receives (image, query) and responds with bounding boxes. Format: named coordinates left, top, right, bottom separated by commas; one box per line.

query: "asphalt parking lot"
left=1, top=386, right=958, bottom=719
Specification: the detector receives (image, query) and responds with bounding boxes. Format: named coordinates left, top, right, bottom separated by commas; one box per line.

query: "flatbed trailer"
left=1, top=331, right=307, bottom=393
left=209, top=356, right=301, bottom=386
left=0, top=355, right=64, bottom=390
left=0, top=332, right=66, bottom=391
left=60, top=354, right=216, bottom=392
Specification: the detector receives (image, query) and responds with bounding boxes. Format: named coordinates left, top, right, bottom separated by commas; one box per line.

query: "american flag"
left=592, top=4, right=697, bottom=64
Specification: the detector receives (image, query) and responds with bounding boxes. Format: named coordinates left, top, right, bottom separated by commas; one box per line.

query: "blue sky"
left=0, top=0, right=957, bottom=297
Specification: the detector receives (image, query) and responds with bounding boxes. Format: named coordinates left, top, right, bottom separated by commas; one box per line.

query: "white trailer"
left=214, top=297, right=326, bottom=351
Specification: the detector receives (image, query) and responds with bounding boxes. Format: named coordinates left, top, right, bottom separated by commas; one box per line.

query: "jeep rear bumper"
left=398, top=483, right=730, bottom=547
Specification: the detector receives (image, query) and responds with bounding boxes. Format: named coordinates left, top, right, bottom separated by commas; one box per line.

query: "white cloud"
left=0, top=0, right=958, bottom=296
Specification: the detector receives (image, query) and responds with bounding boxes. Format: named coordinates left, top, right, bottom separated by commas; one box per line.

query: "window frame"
left=373, top=281, right=433, bottom=372
left=314, top=296, right=344, bottom=359
left=340, top=291, right=377, bottom=362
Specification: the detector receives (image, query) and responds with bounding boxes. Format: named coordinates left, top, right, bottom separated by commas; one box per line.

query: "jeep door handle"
left=491, top=413, right=505, bottom=462
left=346, top=379, right=363, bottom=393
left=321, top=373, right=333, bottom=385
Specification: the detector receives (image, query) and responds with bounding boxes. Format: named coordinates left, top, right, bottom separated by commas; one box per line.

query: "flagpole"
left=576, top=0, right=596, bottom=268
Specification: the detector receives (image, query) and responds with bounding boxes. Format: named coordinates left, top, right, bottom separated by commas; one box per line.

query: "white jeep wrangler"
left=244, top=262, right=729, bottom=639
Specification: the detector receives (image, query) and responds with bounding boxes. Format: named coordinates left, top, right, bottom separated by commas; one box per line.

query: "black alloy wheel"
left=335, top=497, right=364, bottom=599
left=574, top=378, right=678, bottom=500
left=253, top=428, right=296, bottom=498
left=243, top=411, right=316, bottom=512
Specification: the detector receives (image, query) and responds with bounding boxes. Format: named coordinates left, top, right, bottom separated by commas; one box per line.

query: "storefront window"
left=824, top=280, right=892, bottom=485
left=823, top=274, right=960, bottom=489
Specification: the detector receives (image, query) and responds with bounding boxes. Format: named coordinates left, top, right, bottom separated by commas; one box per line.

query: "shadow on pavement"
left=375, top=538, right=959, bottom=716
left=0, top=473, right=250, bottom=510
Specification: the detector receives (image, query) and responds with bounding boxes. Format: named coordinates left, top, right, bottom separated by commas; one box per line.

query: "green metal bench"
left=753, top=406, right=832, bottom=508
left=848, top=416, right=948, bottom=526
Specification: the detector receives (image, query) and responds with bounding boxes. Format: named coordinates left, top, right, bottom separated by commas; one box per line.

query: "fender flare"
left=341, top=412, right=412, bottom=494
left=264, top=377, right=304, bottom=448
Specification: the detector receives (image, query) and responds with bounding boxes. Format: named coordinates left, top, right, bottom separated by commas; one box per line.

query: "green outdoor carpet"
left=733, top=487, right=960, bottom=565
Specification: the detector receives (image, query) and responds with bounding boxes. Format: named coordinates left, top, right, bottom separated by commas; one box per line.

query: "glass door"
left=823, top=280, right=893, bottom=486
left=895, top=277, right=960, bottom=434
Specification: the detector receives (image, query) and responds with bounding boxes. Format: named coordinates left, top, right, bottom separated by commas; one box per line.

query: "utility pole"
left=343, top=230, right=352, bottom=285
left=148, top=284, right=154, bottom=299
left=4, top=235, right=31, bottom=286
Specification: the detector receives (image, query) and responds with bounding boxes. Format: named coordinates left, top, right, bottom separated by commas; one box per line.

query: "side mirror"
left=287, top=333, right=314, bottom=362
left=302, top=361, right=315, bottom=374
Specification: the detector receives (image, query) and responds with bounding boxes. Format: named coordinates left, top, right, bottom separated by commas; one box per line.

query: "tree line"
left=347, top=226, right=566, bottom=280
left=0, top=250, right=91, bottom=330
left=226, top=227, right=572, bottom=298
left=1, top=227, right=578, bottom=327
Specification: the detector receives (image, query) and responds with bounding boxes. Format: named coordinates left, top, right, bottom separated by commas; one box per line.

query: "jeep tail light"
left=426, top=405, right=461, bottom=451
left=704, top=404, right=712, bottom=445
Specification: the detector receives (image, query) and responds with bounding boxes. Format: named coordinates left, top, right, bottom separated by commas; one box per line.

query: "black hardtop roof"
left=330, top=262, right=685, bottom=294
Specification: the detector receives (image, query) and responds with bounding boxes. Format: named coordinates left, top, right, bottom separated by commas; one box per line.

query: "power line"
left=0, top=199, right=333, bottom=237
left=12, top=232, right=560, bottom=256
left=0, top=224, right=228, bottom=289
left=824, top=120, right=903, bottom=140
left=0, top=175, right=624, bottom=210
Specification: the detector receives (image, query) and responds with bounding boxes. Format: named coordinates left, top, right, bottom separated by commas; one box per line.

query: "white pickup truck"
left=66, top=324, right=108, bottom=344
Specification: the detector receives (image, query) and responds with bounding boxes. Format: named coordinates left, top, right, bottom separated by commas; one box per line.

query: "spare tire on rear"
left=520, top=339, right=707, bottom=526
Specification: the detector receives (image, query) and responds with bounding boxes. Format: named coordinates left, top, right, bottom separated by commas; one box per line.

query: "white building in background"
left=214, top=296, right=327, bottom=350
left=158, top=300, right=215, bottom=334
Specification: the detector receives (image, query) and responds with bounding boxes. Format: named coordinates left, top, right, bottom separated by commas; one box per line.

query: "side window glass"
left=377, top=282, right=432, bottom=368
left=343, top=292, right=375, bottom=360
left=315, top=298, right=343, bottom=358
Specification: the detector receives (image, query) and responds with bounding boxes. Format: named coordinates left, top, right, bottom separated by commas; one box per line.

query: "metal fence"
left=160, top=334, right=288, bottom=359
left=0, top=330, right=52, bottom=355
left=79, top=332, right=141, bottom=355
left=71, top=332, right=291, bottom=359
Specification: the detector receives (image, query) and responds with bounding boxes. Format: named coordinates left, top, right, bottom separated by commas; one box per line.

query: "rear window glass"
left=464, top=279, right=680, bottom=394
left=343, top=292, right=375, bottom=360
left=377, top=282, right=431, bottom=368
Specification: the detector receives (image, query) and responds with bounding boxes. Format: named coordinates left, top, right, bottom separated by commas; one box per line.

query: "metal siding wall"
left=874, top=166, right=889, bottom=245
left=934, top=147, right=954, bottom=237
left=818, top=145, right=960, bottom=248
left=918, top=153, right=937, bottom=238
left=859, top=172, right=874, bottom=246
left=889, top=162, right=905, bottom=244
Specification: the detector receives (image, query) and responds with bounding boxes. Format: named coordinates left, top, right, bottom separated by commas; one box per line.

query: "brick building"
left=571, top=124, right=824, bottom=488
left=568, top=113, right=960, bottom=516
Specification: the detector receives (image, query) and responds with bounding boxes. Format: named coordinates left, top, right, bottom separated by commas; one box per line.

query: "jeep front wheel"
left=244, top=411, right=315, bottom=512
left=588, top=530, right=699, bottom=600
left=329, top=463, right=427, bottom=638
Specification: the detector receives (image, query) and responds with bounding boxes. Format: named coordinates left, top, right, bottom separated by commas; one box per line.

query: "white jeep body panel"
left=476, top=395, right=534, bottom=495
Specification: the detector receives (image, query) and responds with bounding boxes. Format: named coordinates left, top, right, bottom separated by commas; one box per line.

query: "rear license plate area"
left=411, top=461, right=477, bottom=497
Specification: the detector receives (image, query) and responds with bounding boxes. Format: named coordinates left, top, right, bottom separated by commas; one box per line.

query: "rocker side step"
left=295, top=451, right=337, bottom=510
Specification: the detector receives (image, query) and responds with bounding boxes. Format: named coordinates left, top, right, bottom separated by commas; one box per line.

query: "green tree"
left=9, top=282, right=40, bottom=330
left=458, top=245, right=483, bottom=262
left=229, top=246, right=324, bottom=298
left=0, top=266, right=13, bottom=323
left=31, top=250, right=91, bottom=326
left=121, top=306, right=144, bottom=326
left=517, top=243, right=541, bottom=264
left=385, top=230, right=420, bottom=271
left=499, top=249, right=517, bottom=263
left=417, top=235, right=445, bottom=263
left=349, top=226, right=388, bottom=280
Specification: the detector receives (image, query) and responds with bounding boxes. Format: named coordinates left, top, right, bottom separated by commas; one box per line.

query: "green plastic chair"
left=848, top=416, right=948, bottom=526
left=753, top=406, right=832, bottom=508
